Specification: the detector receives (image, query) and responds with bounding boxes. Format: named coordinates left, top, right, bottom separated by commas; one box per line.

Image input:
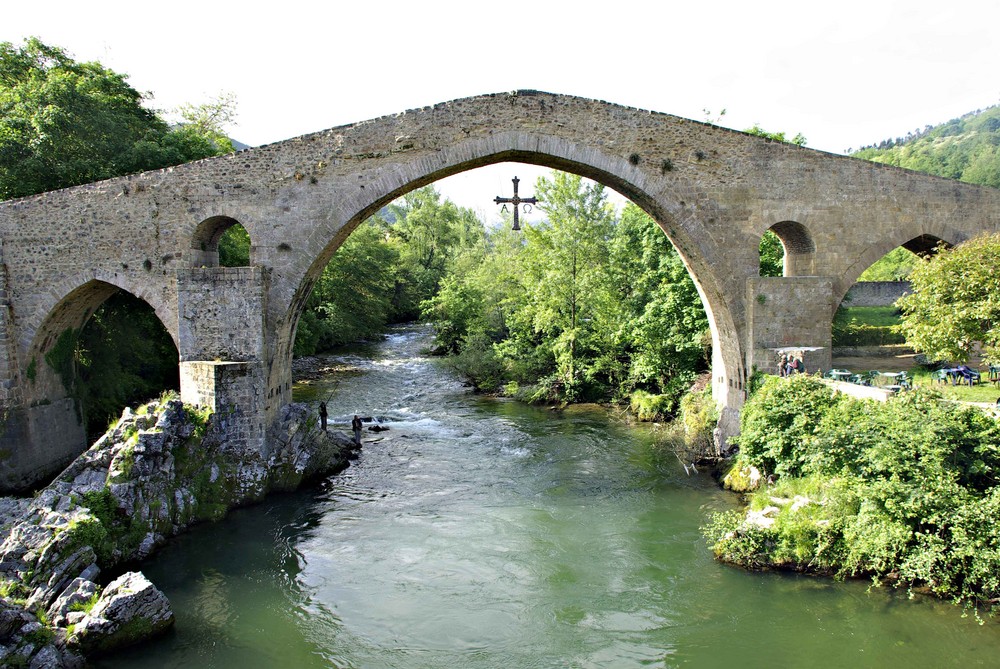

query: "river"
left=96, top=326, right=1000, bottom=668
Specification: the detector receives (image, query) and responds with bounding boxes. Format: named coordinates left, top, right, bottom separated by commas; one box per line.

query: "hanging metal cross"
left=494, top=176, right=538, bottom=231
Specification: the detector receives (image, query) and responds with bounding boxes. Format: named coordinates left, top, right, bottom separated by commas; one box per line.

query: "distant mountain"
left=852, top=105, right=1000, bottom=188
left=231, top=138, right=250, bottom=151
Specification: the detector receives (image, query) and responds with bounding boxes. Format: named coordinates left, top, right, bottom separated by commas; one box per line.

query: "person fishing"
left=318, top=401, right=328, bottom=432
left=351, top=414, right=363, bottom=445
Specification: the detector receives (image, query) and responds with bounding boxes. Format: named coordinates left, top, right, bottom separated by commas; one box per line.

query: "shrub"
left=706, top=379, right=1000, bottom=616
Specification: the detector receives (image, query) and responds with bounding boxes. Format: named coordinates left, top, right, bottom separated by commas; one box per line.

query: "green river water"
left=96, top=327, right=1000, bottom=668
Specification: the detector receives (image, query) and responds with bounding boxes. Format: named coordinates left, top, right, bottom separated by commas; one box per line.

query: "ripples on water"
left=97, top=326, right=1000, bottom=669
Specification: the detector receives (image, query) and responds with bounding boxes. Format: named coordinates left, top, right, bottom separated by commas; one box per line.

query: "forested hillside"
left=852, top=105, right=1000, bottom=188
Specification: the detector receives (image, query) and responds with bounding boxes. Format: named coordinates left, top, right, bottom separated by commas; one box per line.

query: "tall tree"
left=0, top=38, right=232, bottom=200
left=295, top=220, right=399, bottom=355
left=897, top=233, right=1000, bottom=364
left=517, top=172, right=615, bottom=398
left=386, top=186, right=484, bottom=320
left=608, top=203, right=709, bottom=394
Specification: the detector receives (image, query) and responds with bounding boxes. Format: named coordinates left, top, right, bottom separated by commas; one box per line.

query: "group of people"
left=317, top=401, right=365, bottom=445
left=777, top=353, right=804, bottom=377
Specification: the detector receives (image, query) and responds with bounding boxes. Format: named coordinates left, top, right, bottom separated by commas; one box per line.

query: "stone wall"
left=747, top=277, right=834, bottom=376
left=842, top=281, right=910, bottom=308
left=176, top=267, right=269, bottom=362
left=180, top=361, right=266, bottom=453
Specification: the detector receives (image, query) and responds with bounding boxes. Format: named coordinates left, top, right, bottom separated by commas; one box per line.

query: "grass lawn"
left=832, top=307, right=1000, bottom=403
left=834, top=305, right=902, bottom=328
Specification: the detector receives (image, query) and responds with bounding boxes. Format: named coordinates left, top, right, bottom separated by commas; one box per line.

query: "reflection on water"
left=98, top=326, right=1000, bottom=669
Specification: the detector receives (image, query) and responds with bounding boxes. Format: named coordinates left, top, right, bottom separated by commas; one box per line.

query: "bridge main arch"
left=269, top=135, right=750, bottom=425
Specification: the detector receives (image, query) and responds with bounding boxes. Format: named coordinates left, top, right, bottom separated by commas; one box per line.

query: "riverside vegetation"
left=704, top=375, right=1000, bottom=618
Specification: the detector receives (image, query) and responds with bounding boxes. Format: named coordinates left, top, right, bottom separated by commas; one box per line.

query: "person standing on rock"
left=319, top=402, right=328, bottom=432
left=352, top=414, right=363, bottom=445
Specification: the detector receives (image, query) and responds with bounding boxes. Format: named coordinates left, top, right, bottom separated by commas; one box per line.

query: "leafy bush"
left=707, top=378, right=1000, bottom=615
left=732, top=375, right=840, bottom=478
left=447, top=332, right=505, bottom=393
left=628, top=389, right=678, bottom=422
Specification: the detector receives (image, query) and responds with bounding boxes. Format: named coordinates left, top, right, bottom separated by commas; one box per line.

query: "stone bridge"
left=1, top=90, right=998, bottom=491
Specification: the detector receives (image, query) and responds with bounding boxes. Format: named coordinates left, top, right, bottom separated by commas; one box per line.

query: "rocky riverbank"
left=0, top=395, right=359, bottom=667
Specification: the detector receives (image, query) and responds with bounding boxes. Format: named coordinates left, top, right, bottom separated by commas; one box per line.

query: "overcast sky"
left=4, top=0, right=998, bottom=224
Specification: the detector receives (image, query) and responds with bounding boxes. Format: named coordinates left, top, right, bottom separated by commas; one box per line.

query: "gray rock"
left=28, top=644, right=61, bottom=669
left=68, top=572, right=173, bottom=656
left=2, top=396, right=353, bottom=662
left=136, top=533, right=156, bottom=560
left=47, top=578, right=100, bottom=627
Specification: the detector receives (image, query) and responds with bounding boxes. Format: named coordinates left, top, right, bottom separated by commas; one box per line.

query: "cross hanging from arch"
left=494, top=176, right=538, bottom=231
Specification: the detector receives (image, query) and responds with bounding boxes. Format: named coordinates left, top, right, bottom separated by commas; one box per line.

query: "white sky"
left=4, top=0, right=999, bottom=225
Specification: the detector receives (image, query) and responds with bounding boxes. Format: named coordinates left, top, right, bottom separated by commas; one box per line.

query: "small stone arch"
left=762, top=220, right=815, bottom=276
left=190, top=216, right=252, bottom=267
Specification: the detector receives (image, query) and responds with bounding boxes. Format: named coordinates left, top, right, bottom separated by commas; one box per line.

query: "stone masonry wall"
left=180, top=361, right=266, bottom=452
left=842, top=281, right=910, bottom=308
left=747, top=276, right=834, bottom=376
left=176, top=267, right=269, bottom=362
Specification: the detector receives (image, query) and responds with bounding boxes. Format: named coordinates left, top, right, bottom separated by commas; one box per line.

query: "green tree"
left=516, top=172, right=615, bottom=399
left=608, top=203, right=709, bottom=398
left=294, top=220, right=398, bottom=355
left=897, top=232, right=1000, bottom=363
left=857, top=247, right=918, bottom=282
left=218, top=224, right=251, bottom=267
left=386, top=186, right=484, bottom=320
left=171, top=92, right=237, bottom=155
left=758, top=230, right=784, bottom=277
left=0, top=38, right=232, bottom=200
left=75, top=292, right=179, bottom=441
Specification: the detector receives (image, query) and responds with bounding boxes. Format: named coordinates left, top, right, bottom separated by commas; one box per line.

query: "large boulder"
left=67, top=572, right=173, bottom=656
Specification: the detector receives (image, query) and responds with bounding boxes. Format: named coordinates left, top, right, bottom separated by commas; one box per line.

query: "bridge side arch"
left=2, top=277, right=179, bottom=491
left=834, top=224, right=965, bottom=305
left=21, top=275, right=178, bottom=403
left=189, top=215, right=253, bottom=268
left=270, top=133, right=749, bottom=415
left=763, top=220, right=816, bottom=277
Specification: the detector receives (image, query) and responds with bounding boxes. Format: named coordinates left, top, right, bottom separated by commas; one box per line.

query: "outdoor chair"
left=955, top=365, right=980, bottom=386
